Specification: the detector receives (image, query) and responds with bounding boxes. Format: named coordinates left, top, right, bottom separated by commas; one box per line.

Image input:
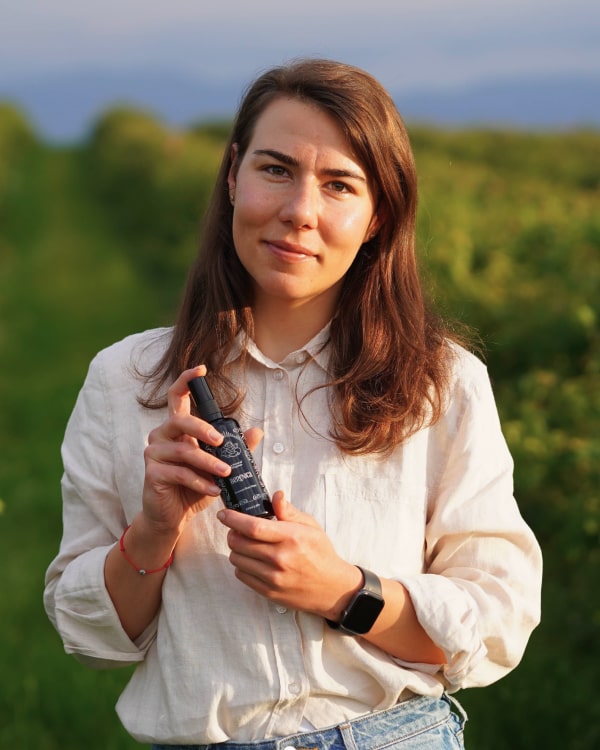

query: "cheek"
left=231, top=195, right=263, bottom=252
left=233, top=193, right=275, bottom=238
left=234, top=172, right=273, bottom=216
left=327, top=208, right=374, bottom=249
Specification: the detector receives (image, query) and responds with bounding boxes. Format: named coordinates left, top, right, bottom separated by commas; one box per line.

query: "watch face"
left=343, top=592, right=385, bottom=634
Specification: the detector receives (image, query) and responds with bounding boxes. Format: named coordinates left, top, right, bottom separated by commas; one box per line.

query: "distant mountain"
left=0, top=69, right=242, bottom=143
left=1, top=68, right=598, bottom=142
left=396, top=74, right=600, bottom=130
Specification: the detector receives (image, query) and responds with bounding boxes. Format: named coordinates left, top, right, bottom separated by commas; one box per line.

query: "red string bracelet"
left=119, top=525, right=174, bottom=576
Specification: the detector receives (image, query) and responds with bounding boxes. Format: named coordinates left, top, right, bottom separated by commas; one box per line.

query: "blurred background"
left=1, top=2, right=599, bottom=748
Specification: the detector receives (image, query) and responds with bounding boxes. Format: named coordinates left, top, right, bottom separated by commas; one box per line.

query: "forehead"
left=246, top=97, right=361, bottom=165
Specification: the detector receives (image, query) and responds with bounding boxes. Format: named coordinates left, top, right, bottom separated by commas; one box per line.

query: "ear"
left=227, top=143, right=239, bottom=194
left=364, top=212, right=383, bottom=243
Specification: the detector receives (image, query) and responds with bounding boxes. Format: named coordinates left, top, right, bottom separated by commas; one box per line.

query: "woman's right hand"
left=107, top=365, right=267, bottom=640
left=141, top=366, right=262, bottom=536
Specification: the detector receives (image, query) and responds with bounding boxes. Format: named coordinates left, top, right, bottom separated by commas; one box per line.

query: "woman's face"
left=228, top=97, right=379, bottom=319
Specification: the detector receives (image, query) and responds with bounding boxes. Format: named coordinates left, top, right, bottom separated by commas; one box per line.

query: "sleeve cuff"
left=54, top=545, right=157, bottom=668
left=397, top=573, right=487, bottom=686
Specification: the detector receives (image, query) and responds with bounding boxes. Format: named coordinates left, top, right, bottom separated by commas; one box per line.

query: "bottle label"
left=202, top=421, right=272, bottom=517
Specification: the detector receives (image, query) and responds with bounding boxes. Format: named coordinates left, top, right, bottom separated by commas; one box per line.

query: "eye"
left=328, top=180, right=352, bottom=194
left=263, top=164, right=288, bottom=177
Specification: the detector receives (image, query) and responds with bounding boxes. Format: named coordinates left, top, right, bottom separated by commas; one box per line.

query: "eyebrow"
left=252, top=148, right=367, bottom=182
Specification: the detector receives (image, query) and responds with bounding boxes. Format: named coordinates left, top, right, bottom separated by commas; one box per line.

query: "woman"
left=44, top=59, right=542, bottom=749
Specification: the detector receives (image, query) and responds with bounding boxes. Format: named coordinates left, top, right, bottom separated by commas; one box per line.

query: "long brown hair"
left=141, top=58, right=464, bottom=454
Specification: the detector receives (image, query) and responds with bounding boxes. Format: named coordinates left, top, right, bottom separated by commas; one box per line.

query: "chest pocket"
left=323, top=471, right=428, bottom=578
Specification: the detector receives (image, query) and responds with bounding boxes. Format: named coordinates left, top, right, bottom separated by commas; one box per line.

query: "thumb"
left=243, top=427, right=264, bottom=453
left=272, top=491, right=320, bottom=528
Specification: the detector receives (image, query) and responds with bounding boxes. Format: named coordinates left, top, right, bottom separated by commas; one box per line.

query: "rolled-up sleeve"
left=43, top=350, right=156, bottom=668
left=400, top=360, right=542, bottom=689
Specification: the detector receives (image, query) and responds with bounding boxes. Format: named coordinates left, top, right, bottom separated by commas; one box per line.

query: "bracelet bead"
left=119, top=525, right=174, bottom=575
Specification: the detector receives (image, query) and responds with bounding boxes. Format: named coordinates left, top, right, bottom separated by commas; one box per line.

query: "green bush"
left=87, top=107, right=225, bottom=308
left=0, top=102, right=37, bottom=222
left=3, top=119, right=598, bottom=748
left=411, top=127, right=600, bottom=745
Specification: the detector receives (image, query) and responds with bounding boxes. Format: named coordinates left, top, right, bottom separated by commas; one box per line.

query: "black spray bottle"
left=188, top=376, right=273, bottom=518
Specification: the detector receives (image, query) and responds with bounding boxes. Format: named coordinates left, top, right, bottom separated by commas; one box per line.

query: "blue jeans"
left=151, top=694, right=467, bottom=750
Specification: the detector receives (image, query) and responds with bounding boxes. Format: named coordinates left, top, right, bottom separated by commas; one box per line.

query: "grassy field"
left=1, top=117, right=599, bottom=748
left=0, top=145, right=156, bottom=748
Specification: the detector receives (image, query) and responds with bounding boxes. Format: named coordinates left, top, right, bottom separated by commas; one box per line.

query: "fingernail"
left=215, top=462, right=231, bottom=477
left=216, top=510, right=225, bottom=521
left=208, top=428, right=223, bottom=442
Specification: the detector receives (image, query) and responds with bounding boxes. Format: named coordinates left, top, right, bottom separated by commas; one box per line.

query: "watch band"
left=354, top=566, right=382, bottom=597
left=326, top=565, right=384, bottom=635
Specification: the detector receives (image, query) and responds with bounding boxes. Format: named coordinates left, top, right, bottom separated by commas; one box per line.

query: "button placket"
left=261, top=366, right=294, bottom=498
left=266, top=605, right=308, bottom=735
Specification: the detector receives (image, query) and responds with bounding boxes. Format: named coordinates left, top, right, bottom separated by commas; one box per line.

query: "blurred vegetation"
left=0, top=103, right=36, bottom=193
left=0, top=102, right=598, bottom=749
left=87, top=107, right=225, bottom=309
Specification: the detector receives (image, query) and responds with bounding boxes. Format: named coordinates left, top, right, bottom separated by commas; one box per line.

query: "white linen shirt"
left=44, top=326, right=542, bottom=745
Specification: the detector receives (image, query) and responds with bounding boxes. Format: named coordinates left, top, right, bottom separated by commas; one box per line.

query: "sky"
left=1, top=0, right=599, bottom=94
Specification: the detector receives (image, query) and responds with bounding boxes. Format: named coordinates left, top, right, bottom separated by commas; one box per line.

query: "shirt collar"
left=223, top=322, right=332, bottom=373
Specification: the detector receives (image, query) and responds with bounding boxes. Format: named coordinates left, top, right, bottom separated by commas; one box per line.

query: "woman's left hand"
left=217, top=492, right=362, bottom=620
left=218, top=493, right=447, bottom=663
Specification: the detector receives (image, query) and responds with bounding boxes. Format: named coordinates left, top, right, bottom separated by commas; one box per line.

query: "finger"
left=243, top=427, right=264, bottom=454
left=166, top=365, right=208, bottom=417
left=217, top=507, right=281, bottom=542
left=272, top=492, right=321, bottom=528
left=145, top=459, right=223, bottom=498
left=151, top=413, right=225, bottom=450
left=145, top=436, right=231, bottom=479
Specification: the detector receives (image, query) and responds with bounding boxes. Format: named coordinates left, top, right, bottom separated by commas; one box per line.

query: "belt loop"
left=446, top=693, right=469, bottom=725
left=339, top=721, right=359, bottom=750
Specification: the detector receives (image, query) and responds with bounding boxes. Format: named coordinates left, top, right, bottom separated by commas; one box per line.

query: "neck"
left=251, top=297, right=332, bottom=363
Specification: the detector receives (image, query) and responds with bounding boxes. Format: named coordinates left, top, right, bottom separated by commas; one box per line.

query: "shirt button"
left=273, top=442, right=285, bottom=454
left=273, top=369, right=284, bottom=381
left=288, top=682, right=301, bottom=695
left=295, top=352, right=307, bottom=365
left=275, top=605, right=287, bottom=614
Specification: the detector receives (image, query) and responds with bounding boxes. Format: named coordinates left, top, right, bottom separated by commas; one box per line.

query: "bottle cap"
left=188, top=376, right=223, bottom=422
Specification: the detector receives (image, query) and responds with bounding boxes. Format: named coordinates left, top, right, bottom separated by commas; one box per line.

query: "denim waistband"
left=151, top=694, right=467, bottom=750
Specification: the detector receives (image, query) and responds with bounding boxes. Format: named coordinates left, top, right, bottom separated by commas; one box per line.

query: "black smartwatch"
left=326, top=566, right=385, bottom=635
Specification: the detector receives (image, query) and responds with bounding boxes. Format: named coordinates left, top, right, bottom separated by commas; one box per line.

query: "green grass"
left=1, top=123, right=599, bottom=748
left=0, top=145, right=160, bottom=748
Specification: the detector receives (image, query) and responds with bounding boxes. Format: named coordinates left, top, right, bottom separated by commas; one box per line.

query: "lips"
left=265, top=239, right=317, bottom=262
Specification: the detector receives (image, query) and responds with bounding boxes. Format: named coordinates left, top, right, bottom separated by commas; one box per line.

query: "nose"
left=278, top=180, right=319, bottom=229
